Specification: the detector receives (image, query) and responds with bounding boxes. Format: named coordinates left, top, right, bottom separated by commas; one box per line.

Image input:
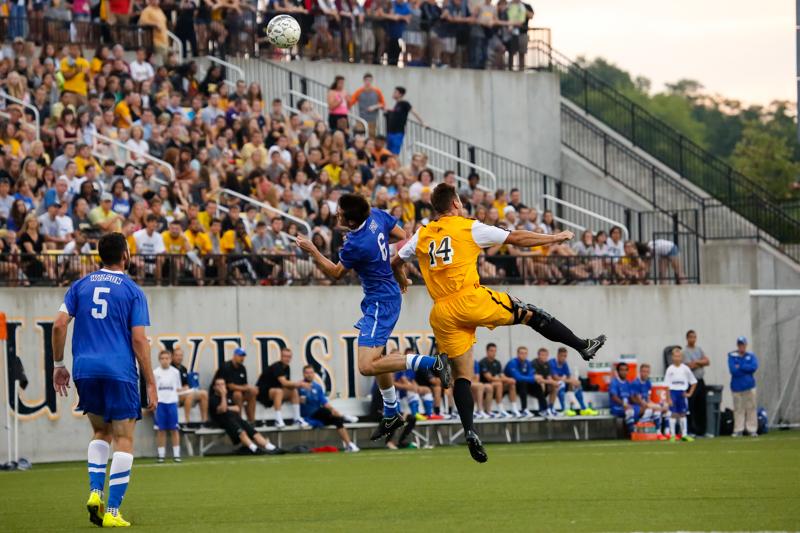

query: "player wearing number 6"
left=391, top=184, right=606, bottom=463
left=51, top=232, right=156, bottom=528
left=296, top=194, right=450, bottom=442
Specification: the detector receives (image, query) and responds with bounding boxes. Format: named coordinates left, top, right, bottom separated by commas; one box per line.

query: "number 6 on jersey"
left=427, top=236, right=454, bottom=267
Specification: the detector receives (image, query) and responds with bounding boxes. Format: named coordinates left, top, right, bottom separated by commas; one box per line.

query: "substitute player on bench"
left=52, top=232, right=157, bottom=527
left=392, top=183, right=606, bottom=463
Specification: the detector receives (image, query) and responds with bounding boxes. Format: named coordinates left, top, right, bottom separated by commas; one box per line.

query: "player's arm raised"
left=52, top=309, right=73, bottom=396
left=295, top=235, right=350, bottom=280
left=132, top=325, right=157, bottom=412
left=504, top=229, right=574, bottom=248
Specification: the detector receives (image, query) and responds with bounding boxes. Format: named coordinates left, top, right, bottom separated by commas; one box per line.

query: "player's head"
left=302, top=365, right=315, bottom=382
left=537, top=347, right=548, bottom=361
left=212, top=376, right=226, bottom=395
left=280, top=347, right=293, bottom=365
left=686, top=329, right=697, bottom=345
left=671, top=346, right=683, bottom=366
left=431, top=183, right=462, bottom=217
left=516, top=346, right=528, bottom=360
left=640, top=363, right=651, bottom=381
left=557, top=347, right=568, bottom=363
left=171, top=346, right=184, bottom=364
left=337, top=193, right=371, bottom=230
left=616, top=362, right=629, bottom=380
left=158, top=349, right=171, bottom=369
left=98, top=232, right=129, bottom=269
left=486, top=342, right=497, bottom=359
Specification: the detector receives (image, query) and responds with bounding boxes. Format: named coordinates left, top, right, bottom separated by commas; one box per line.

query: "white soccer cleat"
left=346, top=442, right=360, bottom=453
left=520, top=409, right=534, bottom=418
left=294, top=417, right=311, bottom=428
left=274, top=419, right=286, bottom=429
left=343, top=415, right=359, bottom=424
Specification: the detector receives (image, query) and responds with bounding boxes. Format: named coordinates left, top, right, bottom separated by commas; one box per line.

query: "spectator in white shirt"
left=129, top=48, right=155, bottom=84
left=125, top=126, right=150, bottom=165
left=409, top=168, right=434, bottom=202
left=133, top=213, right=166, bottom=282
left=607, top=225, right=625, bottom=258
left=37, top=201, right=72, bottom=248
left=60, top=228, right=94, bottom=280
left=647, top=239, right=685, bottom=284
left=0, top=177, right=14, bottom=220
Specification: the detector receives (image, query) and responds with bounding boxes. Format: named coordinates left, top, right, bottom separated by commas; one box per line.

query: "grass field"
left=2, top=433, right=799, bottom=532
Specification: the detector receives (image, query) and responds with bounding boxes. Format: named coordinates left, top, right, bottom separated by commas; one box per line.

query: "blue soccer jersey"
left=299, top=381, right=328, bottom=418
left=631, top=377, right=652, bottom=402
left=608, top=377, right=633, bottom=416
left=63, top=269, right=150, bottom=384
left=339, top=208, right=401, bottom=301
left=549, top=358, right=571, bottom=378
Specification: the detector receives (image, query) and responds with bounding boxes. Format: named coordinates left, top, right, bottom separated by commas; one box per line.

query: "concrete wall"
left=561, top=149, right=653, bottom=212
left=239, top=59, right=562, bottom=178
left=701, top=241, right=800, bottom=425
left=0, top=284, right=750, bottom=462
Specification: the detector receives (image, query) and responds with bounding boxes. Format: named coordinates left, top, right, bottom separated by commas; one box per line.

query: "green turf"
left=2, top=433, right=799, bottom=532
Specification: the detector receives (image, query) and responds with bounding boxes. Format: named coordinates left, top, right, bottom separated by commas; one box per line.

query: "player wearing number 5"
left=51, top=232, right=157, bottom=528
left=296, top=194, right=450, bottom=442
left=391, top=184, right=606, bottom=463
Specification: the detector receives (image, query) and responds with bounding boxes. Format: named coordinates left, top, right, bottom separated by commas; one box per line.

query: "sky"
left=533, top=0, right=794, bottom=106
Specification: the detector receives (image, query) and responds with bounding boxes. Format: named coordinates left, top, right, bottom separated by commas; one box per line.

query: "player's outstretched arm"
left=296, top=234, right=349, bottom=280
left=132, top=326, right=157, bottom=412
left=505, top=229, right=575, bottom=248
left=52, top=310, right=72, bottom=396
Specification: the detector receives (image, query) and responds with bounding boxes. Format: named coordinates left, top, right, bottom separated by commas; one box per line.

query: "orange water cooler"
left=619, top=354, right=638, bottom=381
left=587, top=362, right=611, bottom=392
left=650, top=378, right=668, bottom=404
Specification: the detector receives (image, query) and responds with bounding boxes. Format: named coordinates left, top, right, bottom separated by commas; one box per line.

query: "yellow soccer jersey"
left=399, top=216, right=510, bottom=301
left=161, top=231, right=189, bottom=254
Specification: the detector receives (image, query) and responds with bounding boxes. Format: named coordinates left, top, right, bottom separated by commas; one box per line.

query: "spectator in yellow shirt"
left=60, top=44, right=91, bottom=105
left=185, top=218, right=212, bottom=254
left=139, top=0, right=169, bottom=57
left=114, top=93, right=137, bottom=129
left=197, top=200, right=218, bottom=232
left=322, top=151, right=343, bottom=186
left=493, top=188, right=508, bottom=220
left=74, top=144, right=102, bottom=177
left=221, top=220, right=256, bottom=284
left=89, top=193, right=124, bottom=233
left=162, top=220, right=190, bottom=254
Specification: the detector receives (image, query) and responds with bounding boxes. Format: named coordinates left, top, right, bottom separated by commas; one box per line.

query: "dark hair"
left=557, top=347, right=567, bottom=354
left=338, top=193, right=370, bottom=228
left=363, top=73, right=373, bottom=80
left=330, top=75, right=345, bottom=90
left=256, top=221, right=267, bottom=228
left=395, top=86, right=406, bottom=96
left=431, top=183, right=458, bottom=215
left=98, top=232, right=127, bottom=266
left=686, top=329, right=696, bottom=338
left=486, top=342, right=497, bottom=350
left=467, top=171, right=480, bottom=181
left=617, top=362, right=629, bottom=370
left=145, top=213, right=159, bottom=223
left=510, top=188, right=519, bottom=194
left=302, top=364, right=314, bottom=371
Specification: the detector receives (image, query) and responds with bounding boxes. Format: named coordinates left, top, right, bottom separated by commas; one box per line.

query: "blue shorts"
left=386, top=132, right=405, bottom=155
left=670, top=390, right=688, bottom=414
left=610, top=403, right=640, bottom=419
left=355, top=295, right=401, bottom=348
left=155, top=402, right=179, bottom=431
left=75, top=378, right=141, bottom=422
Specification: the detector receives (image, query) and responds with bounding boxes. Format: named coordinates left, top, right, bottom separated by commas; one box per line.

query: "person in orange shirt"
left=392, top=183, right=607, bottom=463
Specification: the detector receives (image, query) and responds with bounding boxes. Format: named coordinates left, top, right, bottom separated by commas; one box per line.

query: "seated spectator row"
left=0, top=0, right=541, bottom=70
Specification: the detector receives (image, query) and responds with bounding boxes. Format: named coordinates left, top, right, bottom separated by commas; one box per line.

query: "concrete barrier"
left=0, top=284, right=750, bottom=462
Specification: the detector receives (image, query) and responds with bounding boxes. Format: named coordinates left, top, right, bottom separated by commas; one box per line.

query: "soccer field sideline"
left=2, top=433, right=798, bottom=532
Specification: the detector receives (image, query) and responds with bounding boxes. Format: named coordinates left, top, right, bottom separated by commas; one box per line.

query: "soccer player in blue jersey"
left=630, top=363, right=669, bottom=440
left=297, top=193, right=451, bottom=441
left=608, top=362, right=637, bottom=433
left=549, top=347, right=598, bottom=416
left=52, top=232, right=157, bottom=528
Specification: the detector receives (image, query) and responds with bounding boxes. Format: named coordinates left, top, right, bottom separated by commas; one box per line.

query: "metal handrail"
left=90, top=149, right=169, bottom=188
left=0, top=93, right=40, bottom=140
left=414, top=142, right=498, bottom=191
left=552, top=216, right=586, bottom=233
left=166, top=30, right=184, bottom=60
left=207, top=55, right=245, bottom=81
left=286, top=89, right=370, bottom=134
left=91, top=132, right=176, bottom=183
left=217, top=187, right=312, bottom=235
left=542, top=194, right=629, bottom=239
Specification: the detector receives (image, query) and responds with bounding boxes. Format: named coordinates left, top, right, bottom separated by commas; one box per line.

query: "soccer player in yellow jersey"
left=392, top=184, right=606, bottom=462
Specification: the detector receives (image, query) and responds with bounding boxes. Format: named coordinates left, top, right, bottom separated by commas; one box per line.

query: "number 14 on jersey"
left=427, top=236, right=454, bottom=267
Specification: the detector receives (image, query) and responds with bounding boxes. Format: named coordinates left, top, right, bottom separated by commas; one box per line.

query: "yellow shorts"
left=430, top=286, right=515, bottom=358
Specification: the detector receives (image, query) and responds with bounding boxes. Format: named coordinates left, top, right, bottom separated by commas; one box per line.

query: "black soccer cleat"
left=465, top=430, right=488, bottom=463
left=579, top=335, right=607, bottom=362
left=370, top=413, right=406, bottom=441
left=431, top=353, right=452, bottom=389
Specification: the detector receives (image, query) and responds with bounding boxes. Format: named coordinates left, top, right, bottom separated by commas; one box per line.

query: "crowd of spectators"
left=0, top=30, right=685, bottom=287
left=1, top=0, right=537, bottom=70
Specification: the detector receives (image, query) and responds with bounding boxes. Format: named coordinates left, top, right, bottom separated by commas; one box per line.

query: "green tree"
left=731, top=122, right=800, bottom=198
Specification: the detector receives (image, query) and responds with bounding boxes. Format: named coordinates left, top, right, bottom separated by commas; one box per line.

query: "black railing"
left=528, top=41, right=800, bottom=240
left=0, top=16, right=154, bottom=50
left=0, top=252, right=696, bottom=287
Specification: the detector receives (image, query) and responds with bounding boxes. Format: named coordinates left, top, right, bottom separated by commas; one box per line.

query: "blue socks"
left=575, top=388, right=587, bottom=410
left=108, top=452, right=133, bottom=512
left=557, top=386, right=567, bottom=411
left=87, top=439, right=110, bottom=494
left=408, top=396, right=420, bottom=416
left=406, top=354, right=436, bottom=371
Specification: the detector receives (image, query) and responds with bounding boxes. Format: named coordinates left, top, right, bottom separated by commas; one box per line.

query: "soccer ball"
left=266, top=15, right=301, bottom=49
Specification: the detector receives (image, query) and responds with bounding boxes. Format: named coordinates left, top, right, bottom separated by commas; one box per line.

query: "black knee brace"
left=510, top=296, right=554, bottom=330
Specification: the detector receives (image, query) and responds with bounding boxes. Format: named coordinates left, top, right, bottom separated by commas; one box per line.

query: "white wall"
left=0, top=284, right=751, bottom=462
left=237, top=59, right=562, bottom=178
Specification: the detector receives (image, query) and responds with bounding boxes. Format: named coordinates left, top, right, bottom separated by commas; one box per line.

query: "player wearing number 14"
left=51, top=232, right=157, bottom=528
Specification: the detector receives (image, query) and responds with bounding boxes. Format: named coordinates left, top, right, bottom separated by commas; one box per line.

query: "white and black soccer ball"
left=266, top=15, right=301, bottom=49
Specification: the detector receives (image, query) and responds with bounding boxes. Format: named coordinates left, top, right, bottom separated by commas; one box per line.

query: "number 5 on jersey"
left=428, top=236, right=454, bottom=267
left=92, top=287, right=110, bottom=319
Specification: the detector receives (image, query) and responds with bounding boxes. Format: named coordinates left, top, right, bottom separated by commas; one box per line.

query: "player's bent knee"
left=510, top=296, right=554, bottom=330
